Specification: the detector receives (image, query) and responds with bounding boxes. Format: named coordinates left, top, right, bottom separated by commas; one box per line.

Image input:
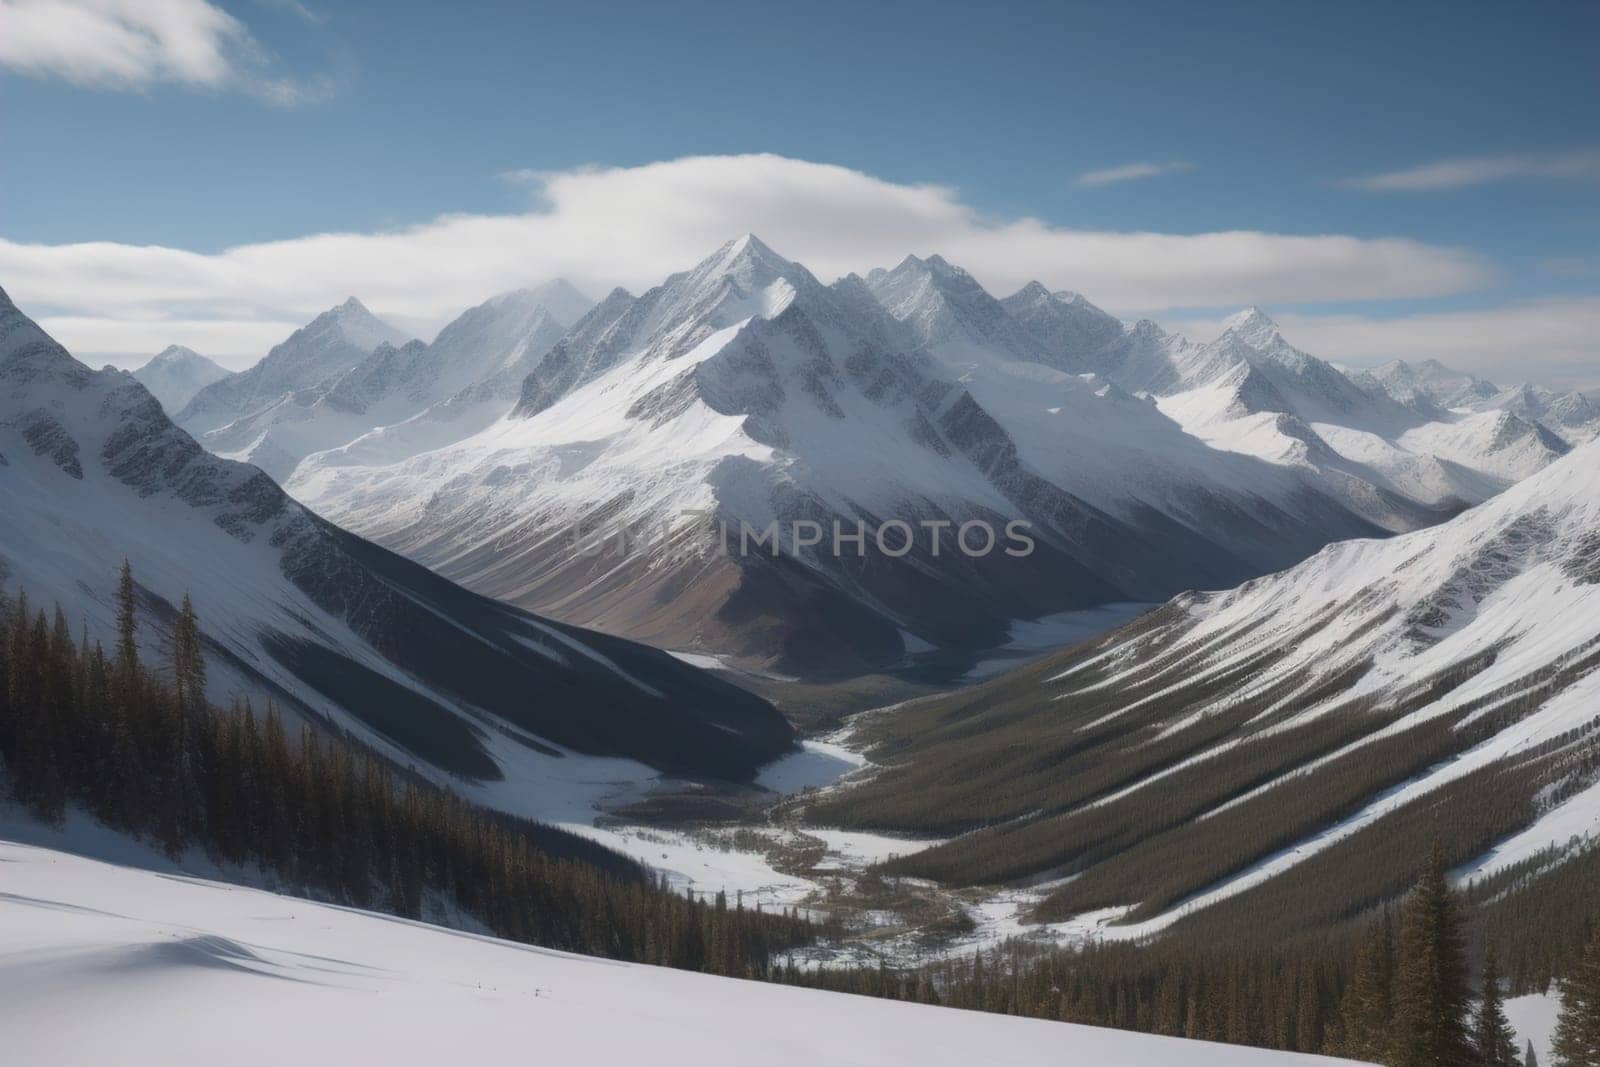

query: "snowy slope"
left=1506, top=992, right=1560, bottom=1067
left=0, top=838, right=1370, bottom=1067
left=0, top=283, right=792, bottom=785
left=291, top=237, right=1386, bottom=678
left=1137, top=435, right=1600, bottom=752
left=822, top=438, right=1600, bottom=937
left=131, top=345, right=230, bottom=412
left=1082, top=441, right=1600, bottom=915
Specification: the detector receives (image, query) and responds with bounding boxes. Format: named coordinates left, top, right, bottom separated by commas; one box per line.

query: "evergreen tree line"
left=0, top=567, right=813, bottom=977
left=779, top=844, right=1600, bottom=1065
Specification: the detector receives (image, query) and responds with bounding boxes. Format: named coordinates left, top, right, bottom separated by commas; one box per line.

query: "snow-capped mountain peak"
left=175, top=298, right=412, bottom=437
left=866, top=252, right=1053, bottom=365
left=1218, top=305, right=1279, bottom=340
left=627, top=233, right=826, bottom=345
left=184, top=283, right=581, bottom=481
left=1367, top=358, right=1501, bottom=409
left=131, top=345, right=232, bottom=412
left=313, top=296, right=409, bottom=352
left=711, top=232, right=791, bottom=275
left=1000, top=282, right=1129, bottom=375
left=147, top=343, right=205, bottom=367
left=1358, top=358, right=1600, bottom=447
left=488, top=278, right=594, bottom=326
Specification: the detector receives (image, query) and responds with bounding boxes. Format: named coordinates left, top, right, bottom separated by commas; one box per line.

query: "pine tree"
left=155, top=592, right=207, bottom=857
left=1392, top=842, right=1475, bottom=1067
left=1476, top=944, right=1520, bottom=1066
left=173, top=593, right=204, bottom=713
left=1337, top=914, right=1396, bottom=1062
left=1553, top=922, right=1600, bottom=1066
left=1529, top=1039, right=1541, bottom=1067
left=115, top=560, right=137, bottom=675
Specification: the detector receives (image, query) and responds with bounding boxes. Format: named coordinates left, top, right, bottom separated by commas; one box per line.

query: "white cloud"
left=0, top=153, right=1495, bottom=365
left=1344, top=150, right=1600, bottom=192
left=1076, top=161, right=1193, bottom=187
left=36, top=315, right=304, bottom=371
left=0, top=0, right=311, bottom=100
left=1167, top=297, right=1600, bottom=390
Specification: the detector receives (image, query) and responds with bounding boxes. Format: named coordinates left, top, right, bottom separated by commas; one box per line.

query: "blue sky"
left=1, top=0, right=1596, bottom=385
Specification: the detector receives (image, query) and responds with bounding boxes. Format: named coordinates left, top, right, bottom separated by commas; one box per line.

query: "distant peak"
left=694, top=233, right=799, bottom=281
left=1013, top=281, right=1053, bottom=301
left=719, top=232, right=785, bottom=264
left=892, top=252, right=974, bottom=285
left=311, top=297, right=383, bottom=330
left=921, top=253, right=970, bottom=280
left=728, top=232, right=768, bottom=254
left=1221, top=306, right=1278, bottom=337
left=483, top=287, right=542, bottom=308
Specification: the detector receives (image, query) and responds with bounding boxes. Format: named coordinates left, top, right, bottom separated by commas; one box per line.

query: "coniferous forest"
left=0, top=566, right=814, bottom=978
left=3, top=567, right=1598, bottom=1064
left=781, top=843, right=1600, bottom=1066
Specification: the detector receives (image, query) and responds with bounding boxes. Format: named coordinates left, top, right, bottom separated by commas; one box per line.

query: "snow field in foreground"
left=0, top=839, right=1372, bottom=1067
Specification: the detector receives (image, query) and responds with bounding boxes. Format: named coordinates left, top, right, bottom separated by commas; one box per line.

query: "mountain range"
left=0, top=284, right=793, bottom=788
left=176, top=281, right=594, bottom=482
left=150, top=235, right=1581, bottom=681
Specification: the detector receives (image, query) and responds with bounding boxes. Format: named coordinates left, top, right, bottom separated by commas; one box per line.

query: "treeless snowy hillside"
left=0, top=839, right=1371, bottom=1067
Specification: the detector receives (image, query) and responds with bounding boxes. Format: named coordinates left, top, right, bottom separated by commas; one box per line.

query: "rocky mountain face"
left=0, top=284, right=793, bottom=785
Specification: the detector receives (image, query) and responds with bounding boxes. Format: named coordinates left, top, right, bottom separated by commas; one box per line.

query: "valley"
left=4, top=235, right=1596, bottom=1065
